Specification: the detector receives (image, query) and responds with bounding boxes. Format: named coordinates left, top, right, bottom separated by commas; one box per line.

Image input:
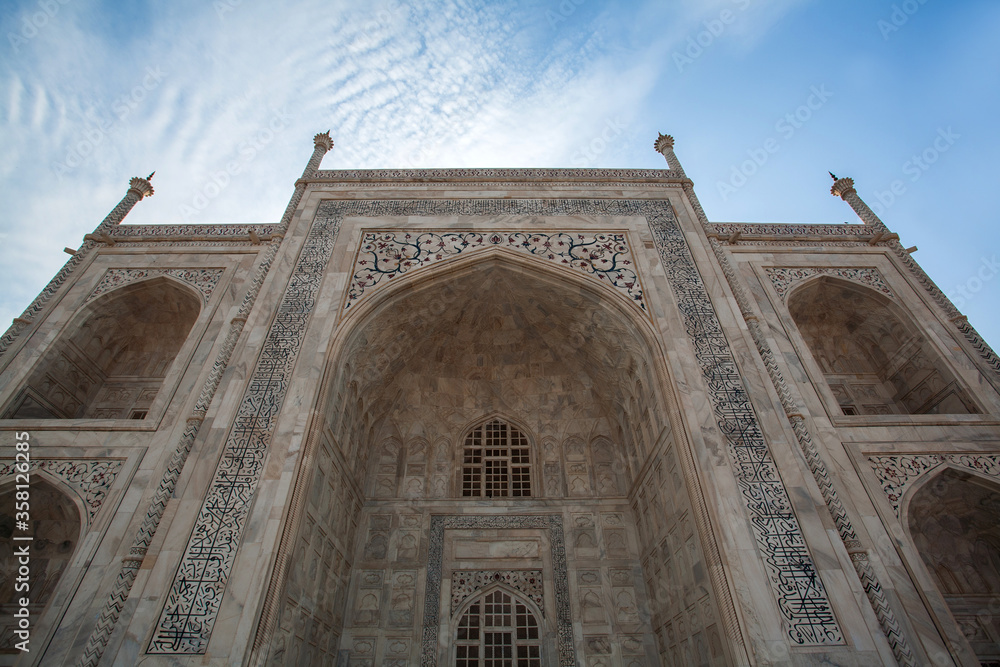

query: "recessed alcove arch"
left=265, top=249, right=733, bottom=665
left=0, top=477, right=82, bottom=653
left=4, top=277, right=201, bottom=420
left=787, top=276, right=977, bottom=415
left=906, top=467, right=1000, bottom=663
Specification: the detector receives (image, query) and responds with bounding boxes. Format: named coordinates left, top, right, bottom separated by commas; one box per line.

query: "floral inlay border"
left=87, top=268, right=225, bottom=304
left=346, top=230, right=645, bottom=314
left=764, top=267, right=894, bottom=301
left=450, top=570, right=544, bottom=616
left=867, top=454, right=1000, bottom=517
left=0, top=458, right=123, bottom=523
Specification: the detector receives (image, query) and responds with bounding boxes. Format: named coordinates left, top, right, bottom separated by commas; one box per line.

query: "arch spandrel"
left=85, top=268, right=224, bottom=305
left=767, top=266, right=895, bottom=303
left=342, top=229, right=649, bottom=319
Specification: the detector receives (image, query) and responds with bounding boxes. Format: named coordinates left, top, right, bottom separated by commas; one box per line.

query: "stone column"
left=830, top=174, right=888, bottom=233
left=303, top=131, right=334, bottom=177
left=653, top=132, right=686, bottom=176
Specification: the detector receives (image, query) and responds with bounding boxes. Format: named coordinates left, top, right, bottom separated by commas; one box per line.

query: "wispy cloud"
left=1, top=0, right=998, bottom=349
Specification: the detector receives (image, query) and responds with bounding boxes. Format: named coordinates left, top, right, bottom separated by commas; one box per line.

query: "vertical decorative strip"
left=148, top=208, right=342, bottom=653
left=642, top=199, right=844, bottom=646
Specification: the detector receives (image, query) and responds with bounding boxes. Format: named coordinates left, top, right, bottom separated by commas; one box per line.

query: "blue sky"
left=2, top=0, right=999, bottom=348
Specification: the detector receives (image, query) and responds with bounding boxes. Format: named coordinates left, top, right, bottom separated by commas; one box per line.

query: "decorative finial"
left=830, top=175, right=856, bottom=199
left=829, top=172, right=837, bottom=181
left=147, top=171, right=155, bottom=181
left=127, top=175, right=155, bottom=199
left=313, top=131, right=334, bottom=151
left=653, top=132, right=675, bottom=154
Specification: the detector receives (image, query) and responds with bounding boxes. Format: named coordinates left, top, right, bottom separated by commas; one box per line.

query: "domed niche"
left=908, top=468, right=1000, bottom=662
left=0, top=478, right=81, bottom=653
left=788, top=278, right=977, bottom=415
left=5, top=278, right=201, bottom=420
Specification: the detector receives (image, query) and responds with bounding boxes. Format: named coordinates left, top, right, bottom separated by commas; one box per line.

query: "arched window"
left=455, top=588, right=541, bottom=666
left=461, top=419, right=531, bottom=498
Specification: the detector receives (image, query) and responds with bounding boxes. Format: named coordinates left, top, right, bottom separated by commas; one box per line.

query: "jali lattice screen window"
left=461, top=419, right=531, bottom=498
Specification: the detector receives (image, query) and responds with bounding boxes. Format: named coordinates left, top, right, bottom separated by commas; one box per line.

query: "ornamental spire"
left=653, top=132, right=685, bottom=175
left=829, top=174, right=888, bottom=232
left=303, top=131, right=334, bottom=176
left=93, top=174, right=154, bottom=234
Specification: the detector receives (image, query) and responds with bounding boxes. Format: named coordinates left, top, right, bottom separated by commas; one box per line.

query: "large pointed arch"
left=259, top=237, right=740, bottom=666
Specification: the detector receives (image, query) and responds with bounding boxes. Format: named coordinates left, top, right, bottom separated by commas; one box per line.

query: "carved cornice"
left=311, top=167, right=683, bottom=183
left=708, top=222, right=875, bottom=239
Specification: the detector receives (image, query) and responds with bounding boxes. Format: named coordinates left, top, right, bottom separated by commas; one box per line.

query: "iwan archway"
left=258, top=250, right=735, bottom=665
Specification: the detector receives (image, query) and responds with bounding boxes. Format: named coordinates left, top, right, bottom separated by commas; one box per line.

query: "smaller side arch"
left=787, top=276, right=978, bottom=415
left=0, top=476, right=83, bottom=655
left=4, top=277, right=202, bottom=420
left=904, top=466, right=1000, bottom=663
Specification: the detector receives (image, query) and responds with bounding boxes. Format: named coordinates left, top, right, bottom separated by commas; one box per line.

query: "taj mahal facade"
left=0, top=132, right=999, bottom=666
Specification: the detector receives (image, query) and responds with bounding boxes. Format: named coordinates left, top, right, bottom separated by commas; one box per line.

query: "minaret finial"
left=304, top=131, right=334, bottom=176
left=829, top=174, right=889, bottom=232
left=829, top=172, right=837, bottom=181
left=653, top=132, right=685, bottom=175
